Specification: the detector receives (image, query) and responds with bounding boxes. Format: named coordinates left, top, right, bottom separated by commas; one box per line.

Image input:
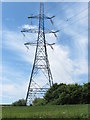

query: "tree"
left=44, top=82, right=90, bottom=105
left=32, top=98, right=46, bottom=106
left=82, top=83, right=90, bottom=104
left=12, top=82, right=89, bottom=106
left=68, top=84, right=83, bottom=104
left=44, top=83, right=59, bottom=103
left=12, top=99, right=26, bottom=106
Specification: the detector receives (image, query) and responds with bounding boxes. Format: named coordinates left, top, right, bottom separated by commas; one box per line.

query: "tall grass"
left=2, top=104, right=89, bottom=119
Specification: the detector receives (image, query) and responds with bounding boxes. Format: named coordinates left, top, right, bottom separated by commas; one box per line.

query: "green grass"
left=2, top=104, right=89, bottom=119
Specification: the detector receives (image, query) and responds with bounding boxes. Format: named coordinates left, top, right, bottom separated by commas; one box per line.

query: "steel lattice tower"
left=21, top=3, right=59, bottom=105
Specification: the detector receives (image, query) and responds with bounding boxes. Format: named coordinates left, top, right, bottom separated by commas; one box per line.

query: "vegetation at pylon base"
left=44, top=82, right=90, bottom=105
left=32, top=98, right=46, bottom=106
left=12, top=82, right=90, bottom=106
left=12, top=99, right=26, bottom=106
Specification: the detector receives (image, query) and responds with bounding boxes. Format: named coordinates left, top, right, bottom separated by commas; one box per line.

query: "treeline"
left=12, top=82, right=90, bottom=106
left=43, top=82, right=90, bottom=105
left=33, top=82, right=90, bottom=105
left=12, top=99, right=26, bottom=106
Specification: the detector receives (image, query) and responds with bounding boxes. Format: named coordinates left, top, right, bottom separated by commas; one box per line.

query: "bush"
left=12, top=99, right=26, bottom=106
left=44, top=82, right=90, bottom=105
left=12, top=82, right=90, bottom=106
left=33, top=98, right=46, bottom=106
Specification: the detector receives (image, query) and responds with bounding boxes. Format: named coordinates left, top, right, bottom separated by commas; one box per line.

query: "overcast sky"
left=1, top=1, right=88, bottom=104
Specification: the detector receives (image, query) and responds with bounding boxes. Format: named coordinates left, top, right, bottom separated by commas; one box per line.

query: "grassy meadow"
left=2, top=104, right=89, bottom=119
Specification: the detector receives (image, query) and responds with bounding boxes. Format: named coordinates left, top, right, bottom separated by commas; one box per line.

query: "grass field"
left=2, top=104, right=89, bottom=119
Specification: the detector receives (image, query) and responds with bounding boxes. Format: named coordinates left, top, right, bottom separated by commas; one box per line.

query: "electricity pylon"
left=21, top=3, right=59, bottom=106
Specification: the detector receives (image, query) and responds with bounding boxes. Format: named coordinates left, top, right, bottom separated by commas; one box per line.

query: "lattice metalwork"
left=21, top=3, right=59, bottom=105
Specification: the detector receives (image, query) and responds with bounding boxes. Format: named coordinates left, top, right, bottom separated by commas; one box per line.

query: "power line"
left=45, top=12, right=88, bottom=36
left=55, top=6, right=89, bottom=28
left=44, top=3, right=88, bottom=34
left=59, top=14, right=88, bottom=32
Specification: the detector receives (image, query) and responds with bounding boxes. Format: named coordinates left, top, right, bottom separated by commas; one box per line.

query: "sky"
left=1, top=1, right=88, bottom=104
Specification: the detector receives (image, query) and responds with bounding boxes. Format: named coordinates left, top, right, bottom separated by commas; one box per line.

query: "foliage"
left=82, top=82, right=90, bottom=104
left=44, top=82, right=90, bottom=105
left=12, top=99, right=26, bottom=106
left=12, top=82, right=89, bottom=106
left=33, top=98, right=46, bottom=106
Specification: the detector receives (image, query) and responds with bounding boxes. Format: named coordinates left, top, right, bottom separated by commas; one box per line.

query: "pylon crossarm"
left=28, top=15, right=55, bottom=20
left=21, top=28, right=59, bottom=36
left=24, top=42, right=37, bottom=46
left=45, top=15, right=55, bottom=19
left=46, top=29, right=59, bottom=38
left=24, top=42, right=55, bottom=46
left=44, top=15, right=55, bottom=25
left=46, top=43, right=55, bottom=50
left=21, top=28, right=38, bottom=33
left=28, top=15, right=39, bottom=19
left=45, top=29, right=59, bottom=34
left=24, top=42, right=55, bottom=50
left=46, top=43, right=55, bottom=45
